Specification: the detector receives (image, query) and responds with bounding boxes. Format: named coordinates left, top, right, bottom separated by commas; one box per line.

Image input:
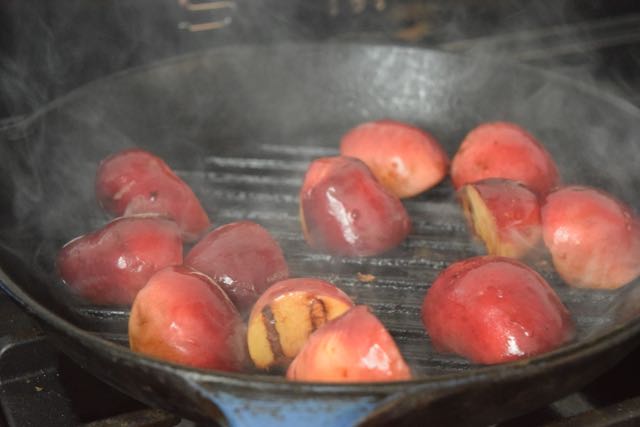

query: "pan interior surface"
left=1, top=43, right=639, bottom=383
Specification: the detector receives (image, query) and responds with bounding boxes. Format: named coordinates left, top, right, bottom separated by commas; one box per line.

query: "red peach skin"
left=287, top=305, right=412, bottom=382
left=451, top=122, right=560, bottom=196
left=422, top=256, right=574, bottom=364
left=57, top=215, right=183, bottom=305
left=299, top=156, right=411, bottom=257
left=96, top=148, right=210, bottom=241
left=185, top=221, right=289, bottom=312
left=129, top=265, right=246, bottom=371
left=541, top=186, right=640, bottom=289
left=458, top=178, right=542, bottom=258
left=340, top=120, right=449, bottom=198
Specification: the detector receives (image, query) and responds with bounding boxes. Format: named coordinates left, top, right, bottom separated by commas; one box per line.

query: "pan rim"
left=4, top=41, right=640, bottom=133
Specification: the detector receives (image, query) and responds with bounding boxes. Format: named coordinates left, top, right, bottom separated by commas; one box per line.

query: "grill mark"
left=262, top=306, right=286, bottom=363
left=309, top=297, right=328, bottom=331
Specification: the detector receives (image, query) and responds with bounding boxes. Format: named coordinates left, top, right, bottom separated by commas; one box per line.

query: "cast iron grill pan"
left=1, top=43, right=640, bottom=425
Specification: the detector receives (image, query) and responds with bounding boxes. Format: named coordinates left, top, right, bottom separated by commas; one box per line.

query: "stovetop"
left=1, top=1, right=640, bottom=426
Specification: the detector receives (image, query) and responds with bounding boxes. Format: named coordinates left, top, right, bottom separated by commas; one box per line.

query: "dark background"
left=1, top=0, right=640, bottom=118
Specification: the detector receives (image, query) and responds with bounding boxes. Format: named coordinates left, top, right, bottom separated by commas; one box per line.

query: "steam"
left=430, top=8, right=640, bottom=207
